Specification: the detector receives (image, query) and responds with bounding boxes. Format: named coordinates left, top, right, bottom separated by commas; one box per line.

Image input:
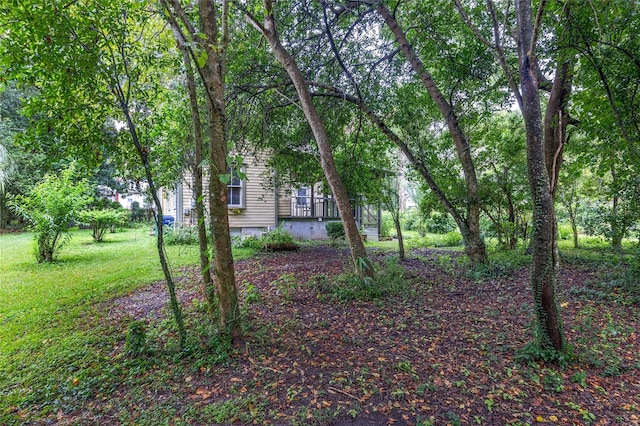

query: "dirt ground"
left=100, top=245, right=640, bottom=425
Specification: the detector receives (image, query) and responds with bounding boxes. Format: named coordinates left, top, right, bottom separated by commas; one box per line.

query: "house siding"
left=159, top=149, right=378, bottom=241
left=228, top=153, right=277, bottom=234
left=161, top=188, right=176, bottom=218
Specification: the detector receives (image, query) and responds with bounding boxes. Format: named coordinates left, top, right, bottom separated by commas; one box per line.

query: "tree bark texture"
left=375, top=4, right=487, bottom=265
left=179, top=41, right=216, bottom=317
left=257, top=0, right=372, bottom=277
left=543, top=52, right=574, bottom=197
left=199, top=0, right=240, bottom=339
left=515, top=0, right=564, bottom=352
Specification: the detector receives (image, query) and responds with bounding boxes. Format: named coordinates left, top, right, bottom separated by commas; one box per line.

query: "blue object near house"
left=162, top=215, right=175, bottom=227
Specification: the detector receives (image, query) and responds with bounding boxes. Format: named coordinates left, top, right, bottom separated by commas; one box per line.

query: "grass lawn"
left=0, top=227, right=202, bottom=353
left=0, top=227, right=218, bottom=422
left=1, top=228, right=639, bottom=424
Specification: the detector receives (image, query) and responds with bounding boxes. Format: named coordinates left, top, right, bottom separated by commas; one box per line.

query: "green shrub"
left=433, top=231, right=463, bottom=247
left=579, top=202, right=610, bottom=237
left=425, top=212, right=456, bottom=234
left=261, top=226, right=294, bottom=245
left=130, top=201, right=152, bottom=222
left=77, top=208, right=128, bottom=242
left=401, top=208, right=424, bottom=232
left=261, top=226, right=298, bottom=251
left=8, top=165, right=91, bottom=262
left=380, top=211, right=394, bottom=237
left=164, top=224, right=200, bottom=245
left=558, top=223, right=573, bottom=240
left=325, top=221, right=345, bottom=243
left=235, top=226, right=298, bottom=251
left=309, top=256, right=409, bottom=302
left=235, top=235, right=261, bottom=250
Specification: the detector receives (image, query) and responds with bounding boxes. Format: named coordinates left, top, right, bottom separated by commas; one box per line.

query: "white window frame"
left=227, top=166, right=245, bottom=208
left=296, top=187, right=309, bottom=207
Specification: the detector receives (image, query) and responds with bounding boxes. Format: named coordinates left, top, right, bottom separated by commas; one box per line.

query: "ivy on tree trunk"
left=515, top=0, right=565, bottom=352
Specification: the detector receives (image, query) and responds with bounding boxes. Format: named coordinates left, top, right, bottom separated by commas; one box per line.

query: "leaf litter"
left=71, top=245, right=640, bottom=424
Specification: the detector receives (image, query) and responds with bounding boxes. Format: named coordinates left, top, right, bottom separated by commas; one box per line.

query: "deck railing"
left=290, top=195, right=340, bottom=218
left=289, top=195, right=380, bottom=234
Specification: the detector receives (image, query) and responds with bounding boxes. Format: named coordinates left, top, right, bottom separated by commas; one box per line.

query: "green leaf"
left=197, top=49, right=208, bottom=68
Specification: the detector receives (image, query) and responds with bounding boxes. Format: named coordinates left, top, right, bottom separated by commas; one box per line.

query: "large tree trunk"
left=178, top=38, right=216, bottom=317
left=516, top=0, right=564, bottom=352
left=199, top=0, right=240, bottom=340
left=375, top=4, right=487, bottom=265
left=247, top=0, right=372, bottom=277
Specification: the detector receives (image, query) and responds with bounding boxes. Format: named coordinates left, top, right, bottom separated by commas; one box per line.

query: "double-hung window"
left=296, top=187, right=309, bottom=207
left=227, top=166, right=244, bottom=208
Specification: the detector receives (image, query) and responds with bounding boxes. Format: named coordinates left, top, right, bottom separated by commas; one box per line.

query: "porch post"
left=310, top=185, right=315, bottom=217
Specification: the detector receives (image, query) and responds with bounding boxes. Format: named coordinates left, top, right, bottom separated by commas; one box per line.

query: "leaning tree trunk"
left=376, top=4, right=487, bottom=265
left=199, top=0, right=240, bottom=340
left=119, top=101, right=187, bottom=349
left=319, top=85, right=478, bottom=264
left=516, top=0, right=564, bottom=352
left=246, top=0, right=372, bottom=278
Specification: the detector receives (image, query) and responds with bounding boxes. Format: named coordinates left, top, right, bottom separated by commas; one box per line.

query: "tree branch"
left=452, top=0, right=494, bottom=49
left=530, top=0, right=547, bottom=58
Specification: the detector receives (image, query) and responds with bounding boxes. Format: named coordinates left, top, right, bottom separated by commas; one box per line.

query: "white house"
left=160, top=150, right=380, bottom=241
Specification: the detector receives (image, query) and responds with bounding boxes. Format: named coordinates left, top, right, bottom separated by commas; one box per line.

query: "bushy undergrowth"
left=164, top=224, right=200, bottom=245
left=380, top=212, right=394, bottom=237
left=557, top=223, right=574, bottom=241
left=413, top=231, right=463, bottom=248
left=235, top=226, right=298, bottom=251
left=570, top=259, right=640, bottom=305
left=466, top=250, right=531, bottom=281
left=325, top=221, right=345, bottom=244
left=515, top=340, right=576, bottom=367
left=308, top=256, right=409, bottom=302
left=425, top=212, right=457, bottom=234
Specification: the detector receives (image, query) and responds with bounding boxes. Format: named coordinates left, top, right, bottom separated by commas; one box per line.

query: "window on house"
left=296, top=187, right=309, bottom=206
left=227, top=166, right=244, bottom=208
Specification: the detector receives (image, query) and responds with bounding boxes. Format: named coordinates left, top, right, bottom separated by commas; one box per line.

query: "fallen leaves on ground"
left=81, top=246, right=640, bottom=425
